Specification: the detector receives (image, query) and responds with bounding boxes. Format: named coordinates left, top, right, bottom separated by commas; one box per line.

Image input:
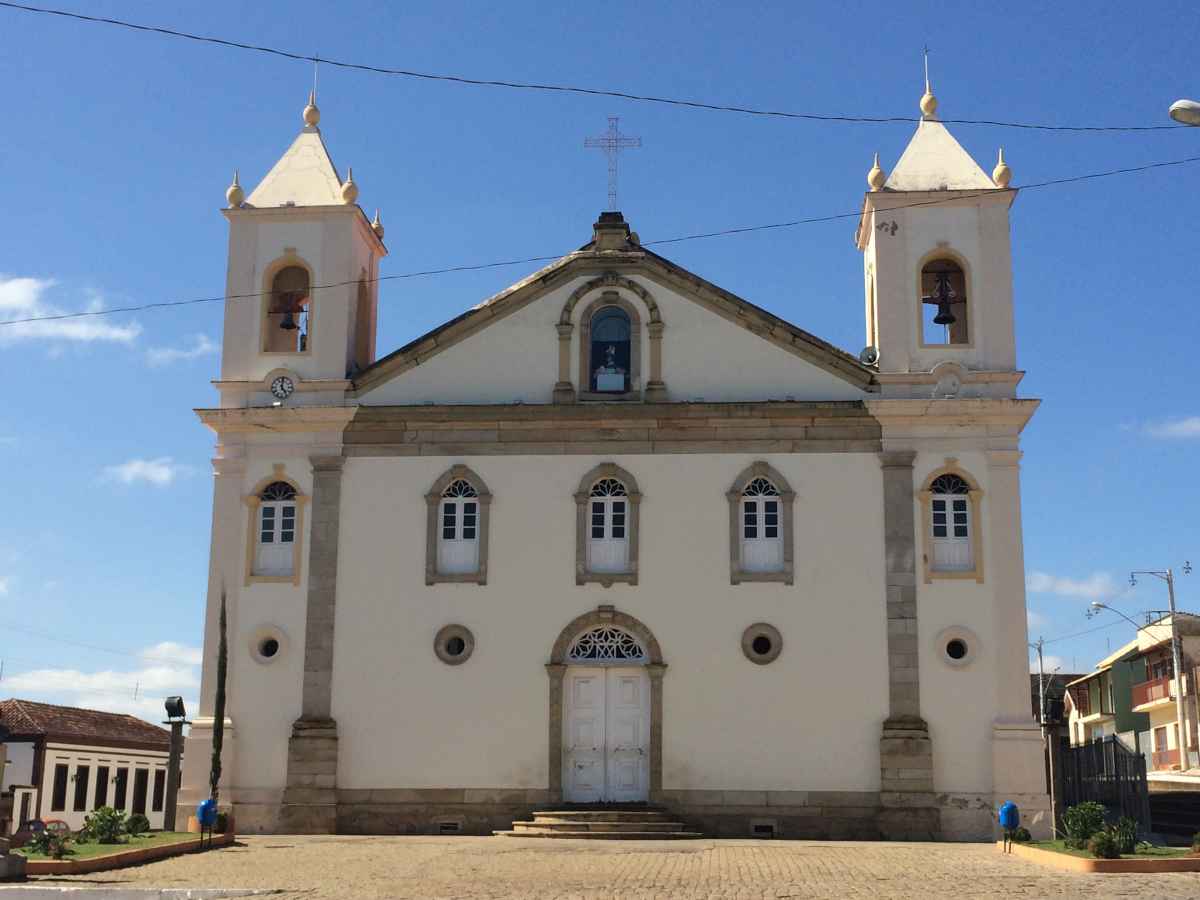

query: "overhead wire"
left=2, top=152, right=1199, bottom=329
left=0, top=0, right=1189, bottom=133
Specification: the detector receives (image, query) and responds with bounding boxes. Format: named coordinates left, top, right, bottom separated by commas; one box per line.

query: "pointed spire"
left=371, top=209, right=385, bottom=239
left=340, top=166, right=359, bottom=205
left=225, top=170, right=244, bottom=208
left=867, top=152, right=886, bottom=191
left=303, top=89, right=321, bottom=128
left=992, top=148, right=1012, bottom=188
left=920, top=46, right=938, bottom=119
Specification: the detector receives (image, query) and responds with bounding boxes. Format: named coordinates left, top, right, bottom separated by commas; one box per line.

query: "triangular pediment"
left=352, top=234, right=875, bottom=402
left=884, top=118, right=994, bottom=192
left=247, top=126, right=344, bottom=208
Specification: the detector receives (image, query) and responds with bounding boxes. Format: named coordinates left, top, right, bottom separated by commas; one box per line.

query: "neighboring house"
left=1125, top=614, right=1200, bottom=772
left=1030, top=672, right=1084, bottom=739
left=1065, top=641, right=1149, bottom=749
left=180, top=83, right=1050, bottom=842
left=0, top=699, right=172, bottom=832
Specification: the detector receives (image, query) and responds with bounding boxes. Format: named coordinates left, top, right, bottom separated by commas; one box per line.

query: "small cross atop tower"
left=584, top=117, right=641, bottom=211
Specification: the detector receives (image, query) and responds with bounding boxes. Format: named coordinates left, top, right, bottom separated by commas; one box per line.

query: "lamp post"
left=1130, top=564, right=1192, bottom=768
left=162, top=697, right=189, bottom=832
left=1169, top=99, right=1200, bottom=126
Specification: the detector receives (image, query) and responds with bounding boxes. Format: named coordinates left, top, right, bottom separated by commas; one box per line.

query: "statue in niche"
left=594, top=344, right=627, bottom=392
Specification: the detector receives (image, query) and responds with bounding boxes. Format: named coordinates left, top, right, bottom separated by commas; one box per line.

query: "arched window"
left=929, top=474, right=971, bottom=570
left=919, top=467, right=984, bottom=583
left=727, top=462, right=795, bottom=584
left=588, top=478, right=629, bottom=573
left=264, top=265, right=311, bottom=353
left=425, top=466, right=492, bottom=585
left=574, top=464, right=641, bottom=585
left=589, top=306, right=631, bottom=393
left=438, top=479, right=480, bottom=575
left=255, top=481, right=298, bottom=577
left=920, top=258, right=968, bottom=346
left=741, top=477, right=783, bottom=573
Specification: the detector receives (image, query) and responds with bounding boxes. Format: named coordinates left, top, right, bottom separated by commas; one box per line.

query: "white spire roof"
left=246, top=95, right=345, bottom=207
left=884, top=118, right=994, bottom=191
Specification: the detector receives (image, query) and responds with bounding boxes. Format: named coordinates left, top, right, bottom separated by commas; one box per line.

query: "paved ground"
left=39, top=835, right=1200, bottom=899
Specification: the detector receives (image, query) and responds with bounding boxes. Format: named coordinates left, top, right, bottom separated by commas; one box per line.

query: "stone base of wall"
left=231, top=786, right=1037, bottom=840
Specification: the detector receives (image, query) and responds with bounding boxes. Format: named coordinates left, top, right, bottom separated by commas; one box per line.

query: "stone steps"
left=495, top=806, right=703, bottom=839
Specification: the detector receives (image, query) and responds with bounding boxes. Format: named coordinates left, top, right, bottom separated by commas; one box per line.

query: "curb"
left=999, top=841, right=1200, bottom=873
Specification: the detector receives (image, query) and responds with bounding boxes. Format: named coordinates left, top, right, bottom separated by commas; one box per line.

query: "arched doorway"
left=547, top=607, right=665, bottom=804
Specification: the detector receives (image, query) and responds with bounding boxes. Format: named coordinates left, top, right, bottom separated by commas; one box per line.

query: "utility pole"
left=1031, top=636, right=1058, bottom=834
left=1131, top=562, right=1192, bottom=768
left=1033, top=637, right=1047, bottom=726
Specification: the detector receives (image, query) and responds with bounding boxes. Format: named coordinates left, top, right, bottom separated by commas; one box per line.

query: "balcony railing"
left=1132, top=675, right=1174, bottom=708
left=1151, top=748, right=1180, bottom=770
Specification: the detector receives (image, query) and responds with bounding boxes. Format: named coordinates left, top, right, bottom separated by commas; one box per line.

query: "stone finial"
left=592, top=210, right=632, bottom=251
left=867, top=152, right=887, bottom=191
left=225, top=170, right=244, bottom=208
left=303, top=89, right=321, bottom=128
left=340, top=166, right=358, bottom=205
left=919, top=78, right=938, bottom=119
left=371, top=209, right=385, bottom=239
left=992, top=148, right=1012, bottom=188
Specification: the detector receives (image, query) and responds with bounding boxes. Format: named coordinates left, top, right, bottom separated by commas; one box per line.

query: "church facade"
left=179, top=85, right=1049, bottom=841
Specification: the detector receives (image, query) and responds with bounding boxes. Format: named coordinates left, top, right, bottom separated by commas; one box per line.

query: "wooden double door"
left=563, top=666, right=650, bottom=803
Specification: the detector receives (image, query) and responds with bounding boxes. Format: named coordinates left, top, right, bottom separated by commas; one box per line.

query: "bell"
left=933, top=301, right=956, bottom=326
left=279, top=310, right=298, bottom=331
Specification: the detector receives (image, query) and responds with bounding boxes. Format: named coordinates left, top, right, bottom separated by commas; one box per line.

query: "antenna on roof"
left=923, top=44, right=931, bottom=92
left=313, top=54, right=320, bottom=101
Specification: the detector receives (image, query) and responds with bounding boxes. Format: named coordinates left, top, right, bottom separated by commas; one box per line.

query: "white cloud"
left=1144, top=417, right=1200, bottom=439
left=146, top=334, right=218, bottom=367
left=1027, top=609, right=1048, bottom=629
left=2, top=642, right=201, bottom=723
left=0, top=276, right=140, bottom=345
left=102, top=457, right=193, bottom=487
left=0, top=577, right=9, bottom=596
left=1027, top=570, right=1119, bottom=600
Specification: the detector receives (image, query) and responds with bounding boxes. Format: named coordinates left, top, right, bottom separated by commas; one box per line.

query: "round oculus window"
left=434, top=625, right=475, bottom=666
left=248, top=626, right=287, bottom=665
left=742, top=623, right=783, bottom=665
left=259, top=638, right=280, bottom=658
left=935, top=626, right=979, bottom=668
left=946, top=638, right=968, bottom=661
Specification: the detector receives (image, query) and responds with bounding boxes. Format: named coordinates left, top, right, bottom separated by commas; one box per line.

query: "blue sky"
left=1, top=1, right=1197, bottom=718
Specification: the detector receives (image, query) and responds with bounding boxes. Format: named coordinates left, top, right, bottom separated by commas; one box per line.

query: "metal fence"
left=1059, top=736, right=1151, bottom=828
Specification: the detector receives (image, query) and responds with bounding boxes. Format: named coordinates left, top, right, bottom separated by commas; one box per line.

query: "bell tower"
left=856, top=81, right=1018, bottom=399
left=218, top=93, right=387, bottom=407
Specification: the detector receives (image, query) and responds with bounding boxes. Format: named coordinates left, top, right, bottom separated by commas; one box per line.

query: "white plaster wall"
left=359, top=273, right=866, bottom=406
left=330, top=452, right=888, bottom=792
left=39, top=743, right=169, bottom=831
left=2, top=742, right=35, bottom=790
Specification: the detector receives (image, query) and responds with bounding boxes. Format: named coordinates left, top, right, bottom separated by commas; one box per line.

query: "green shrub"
left=1088, top=829, right=1121, bottom=859
left=82, top=806, right=127, bottom=844
left=1012, top=826, right=1032, bottom=843
left=1110, top=817, right=1138, bottom=854
left=125, top=814, right=150, bottom=837
left=1062, top=801, right=1106, bottom=850
left=26, top=829, right=70, bottom=859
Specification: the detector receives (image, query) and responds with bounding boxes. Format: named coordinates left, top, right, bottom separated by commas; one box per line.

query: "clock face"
left=270, top=376, right=295, bottom=400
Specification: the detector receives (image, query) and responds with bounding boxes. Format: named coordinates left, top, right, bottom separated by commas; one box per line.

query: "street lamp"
left=1086, top=601, right=1145, bottom=631
left=1169, top=99, right=1200, bottom=126
left=1130, top=563, right=1193, bottom=768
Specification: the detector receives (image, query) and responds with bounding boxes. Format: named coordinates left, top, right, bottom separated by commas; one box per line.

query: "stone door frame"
left=546, top=605, right=665, bottom=803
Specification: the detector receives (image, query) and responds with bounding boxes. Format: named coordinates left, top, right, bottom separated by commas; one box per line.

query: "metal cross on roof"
left=584, top=116, right=641, bottom=211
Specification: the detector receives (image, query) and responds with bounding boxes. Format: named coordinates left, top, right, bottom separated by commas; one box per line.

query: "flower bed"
left=20, top=831, right=235, bottom=875
left=1000, top=840, right=1200, bottom=873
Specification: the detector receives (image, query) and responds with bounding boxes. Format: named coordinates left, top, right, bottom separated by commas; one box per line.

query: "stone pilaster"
left=552, top=323, right=576, bottom=403
left=644, top=321, right=667, bottom=401
left=878, top=450, right=939, bottom=839
left=280, top=454, right=345, bottom=834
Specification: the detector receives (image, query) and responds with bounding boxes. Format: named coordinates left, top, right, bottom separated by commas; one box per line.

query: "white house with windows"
left=0, top=699, right=172, bottom=833
left=179, top=84, right=1048, bottom=840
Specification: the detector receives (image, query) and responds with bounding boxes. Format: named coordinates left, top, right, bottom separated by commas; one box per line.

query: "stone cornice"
left=195, top=405, right=359, bottom=435
left=864, top=398, right=1039, bottom=431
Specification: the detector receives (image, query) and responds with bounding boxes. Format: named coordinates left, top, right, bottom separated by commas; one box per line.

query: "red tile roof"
left=0, top=699, right=169, bottom=751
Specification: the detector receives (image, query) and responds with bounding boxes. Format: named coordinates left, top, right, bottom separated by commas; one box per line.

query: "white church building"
left=179, top=83, right=1049, bottom=840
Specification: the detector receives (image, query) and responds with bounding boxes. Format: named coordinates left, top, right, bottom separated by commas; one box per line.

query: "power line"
left=0, top=624, right=198, bottom=663
left=1041, top=620, right=1125, bottom=646
left=2, top=151, right=1198, bottom=330
left=0, top=1, right=1188, bottom=134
